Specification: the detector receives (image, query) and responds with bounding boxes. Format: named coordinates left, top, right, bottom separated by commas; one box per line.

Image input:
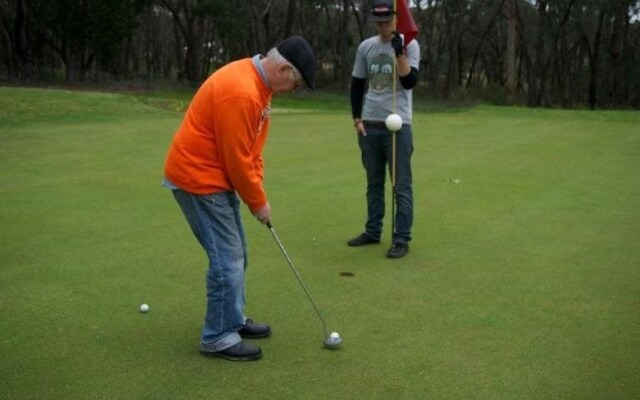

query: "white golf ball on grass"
left=385, top=113, right=403, bottom=131
left=140, top=303, right=149, bottom=313
left=330, top=332, right=340, bottom=339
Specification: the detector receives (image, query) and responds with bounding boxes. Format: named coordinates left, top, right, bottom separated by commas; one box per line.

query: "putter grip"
left=266, top=221, right=273, bottom=229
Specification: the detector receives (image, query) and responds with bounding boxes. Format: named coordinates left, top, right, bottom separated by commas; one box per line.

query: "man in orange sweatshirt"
left=163, top=36, right=315, bottom=361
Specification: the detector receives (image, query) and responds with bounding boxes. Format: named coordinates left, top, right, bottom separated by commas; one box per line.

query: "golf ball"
left=140, top=303, right=149, bottom=313
left=385, top=113, right=402, bottom=131
left=330, top=332, right=340, bottom=339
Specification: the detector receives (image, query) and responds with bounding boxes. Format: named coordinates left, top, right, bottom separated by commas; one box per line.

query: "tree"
left=158, top=0, right=208, bottom=83
left=0, top=0, right=29, bottom=79
left=505, top=0, right=517, bottom=103
left=605, top=0, right=633, bottom=106
left=442, top=0, right=464, bottom=98
left=465, top=0, right=505, bottom=89
left=25, top=0, right=144, bottom=82
left=575, top=0, right=608, bottom=108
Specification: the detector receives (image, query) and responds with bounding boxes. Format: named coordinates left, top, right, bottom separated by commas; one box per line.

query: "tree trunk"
left=587, top=9, right=606, bottom=109
left=443, top=2, right=462, bottom=99
left=551, top=0, right=577, bottom=108
left=505, top=0, right=516, bottom=103
left=443, top=34, right=456, bottom=99
left=466, top=1, right=504, bottom=88
left=161, top=0, right=205, bottom=83
left=284, top=0, right=296, bottom=38
left=340, top=0, right=350, bottom=89
left=0, top=0, right=29, bottom=79
left=350, top=0, right=365, bottom=42
left=533, top=0, right=547, bottom=106
left=606, top=0, right=631, bottom=106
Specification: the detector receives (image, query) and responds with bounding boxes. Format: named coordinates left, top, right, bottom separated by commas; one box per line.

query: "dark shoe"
left=239, top=319, right=271, bottom=339
left=387, top=243, right=409, bottom=258
left=199, top=341, right=262, bottom=361
left=347, top=233, right=380, bottom=247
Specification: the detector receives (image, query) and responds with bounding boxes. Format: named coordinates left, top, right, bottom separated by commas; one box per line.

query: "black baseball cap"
left=276, top=36, right=316, bottom=90
left=370, top=0, right=395, bottom=22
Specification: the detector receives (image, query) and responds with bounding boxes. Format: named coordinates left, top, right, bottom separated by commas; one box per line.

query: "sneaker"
left=199, top=341, right=262, bottom=361
left=239, top=319, right=271, bottom=339
left=387, top=243, right=409, bottom=258
left=347, top=233, right=380, bottom=247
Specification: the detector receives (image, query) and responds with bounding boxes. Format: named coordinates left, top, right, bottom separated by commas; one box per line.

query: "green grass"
left=1, top=86, right=639, bottom=399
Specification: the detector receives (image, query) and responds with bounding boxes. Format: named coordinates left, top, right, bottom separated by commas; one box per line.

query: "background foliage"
left=1, top=0, right=639, bottom=108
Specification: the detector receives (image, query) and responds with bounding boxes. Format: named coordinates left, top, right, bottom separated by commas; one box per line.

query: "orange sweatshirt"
left=164, top=58, right=272, bottom=212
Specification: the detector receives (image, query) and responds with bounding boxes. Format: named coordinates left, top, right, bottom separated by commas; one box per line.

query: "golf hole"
left=339, top=272, right=355, bottom=277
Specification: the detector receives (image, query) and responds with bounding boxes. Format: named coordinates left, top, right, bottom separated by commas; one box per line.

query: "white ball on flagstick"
left=385, top=113, right=403, bottom=131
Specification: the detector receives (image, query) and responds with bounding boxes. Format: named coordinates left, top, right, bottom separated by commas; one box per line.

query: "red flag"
left=395, top=0, right=418, bottom=45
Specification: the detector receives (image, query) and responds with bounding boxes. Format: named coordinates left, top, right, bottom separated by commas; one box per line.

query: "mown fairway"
left=1, top=87, right=639, bottom=399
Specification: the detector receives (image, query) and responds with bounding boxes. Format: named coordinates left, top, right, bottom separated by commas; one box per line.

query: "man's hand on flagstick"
left=391, top=31, right=404, bottom=57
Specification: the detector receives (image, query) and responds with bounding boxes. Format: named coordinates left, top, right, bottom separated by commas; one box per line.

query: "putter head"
left=323, top=335, right=343, bottom=348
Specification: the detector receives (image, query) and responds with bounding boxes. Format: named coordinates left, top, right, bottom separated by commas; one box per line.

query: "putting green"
left=1, top=87, right=639, bottom=399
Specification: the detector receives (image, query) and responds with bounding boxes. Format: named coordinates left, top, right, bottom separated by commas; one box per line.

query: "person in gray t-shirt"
left=348, top=0, right=420, bottom=259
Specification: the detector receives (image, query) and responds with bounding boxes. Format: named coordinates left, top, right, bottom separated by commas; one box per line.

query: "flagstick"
left=391, top=0, right=398, bottom=245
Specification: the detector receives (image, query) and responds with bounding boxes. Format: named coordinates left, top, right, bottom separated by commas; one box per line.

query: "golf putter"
left=266, top=221, right=342, bottom=348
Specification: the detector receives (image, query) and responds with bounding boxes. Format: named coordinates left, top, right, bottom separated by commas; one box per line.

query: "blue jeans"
left=357, top=124, right=413, bottom=244
left=171, top=189, right=247, bottom=351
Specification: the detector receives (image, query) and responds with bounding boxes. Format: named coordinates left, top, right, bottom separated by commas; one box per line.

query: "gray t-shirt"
left=352, top=36, right=420, bottom=124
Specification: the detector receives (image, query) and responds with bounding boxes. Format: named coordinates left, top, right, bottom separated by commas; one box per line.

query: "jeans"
left=171, top=189, right=247, bottom=351
left=358, top=124, right=413, bottom=244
